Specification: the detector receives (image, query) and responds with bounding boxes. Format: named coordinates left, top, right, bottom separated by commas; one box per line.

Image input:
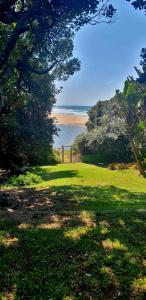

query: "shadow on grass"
left=1, top=210, right=146, bottom=299
left=1, top=185, right=146, bottom=299
left=49, top=185, right=146, bottom=212
left=1, top=185, right=146, bottom=224
left=32, top=167, right=82, bottom=181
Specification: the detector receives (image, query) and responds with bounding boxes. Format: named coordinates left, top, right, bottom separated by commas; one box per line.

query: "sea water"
left=53, top=105, right=90, bottom=148
left=53, top=105, right=91, bottom=116
left=54, top=124, right=86, bottom=148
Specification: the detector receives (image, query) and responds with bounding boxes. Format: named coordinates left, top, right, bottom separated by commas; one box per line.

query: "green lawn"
left=1, top=163, right=146, bottom=299
left=30, top=163, right=146, bottom=191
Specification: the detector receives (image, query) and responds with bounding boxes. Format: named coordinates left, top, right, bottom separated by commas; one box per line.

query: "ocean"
left=53, top=105, right=91, bottom=148
left=53, top=105, right=91, bottom=116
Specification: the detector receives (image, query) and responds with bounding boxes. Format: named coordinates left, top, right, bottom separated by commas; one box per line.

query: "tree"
left=86, top=100, right=109, bottom=130
left=0, top=34, right=81, bottom=172
left=0, top=1, right=116, bottom=84
left=73, top=98, right=133, bottom=164
left=0, top=1, right=116, bottom=172
left=115, top=80, right=146, bottom=176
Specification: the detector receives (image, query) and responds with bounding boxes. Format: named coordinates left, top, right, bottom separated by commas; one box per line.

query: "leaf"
left=138, top=121, right=145, bottom=130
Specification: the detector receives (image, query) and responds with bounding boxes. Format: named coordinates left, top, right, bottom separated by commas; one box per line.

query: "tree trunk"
left=130, top=140, right=145, bottom=177
left=0, top=153, right=27, bottom=175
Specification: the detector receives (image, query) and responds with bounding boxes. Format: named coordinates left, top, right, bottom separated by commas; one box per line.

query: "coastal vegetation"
left=1, top=1, right=146, bottom=299
left=73, top=53, right=146, bottom=176
left=0, top=0, right=115, bottom=174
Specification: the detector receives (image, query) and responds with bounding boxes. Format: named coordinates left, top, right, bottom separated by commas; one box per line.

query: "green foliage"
left=76, top=78, right=146, bottom=174
left=73, top=98, right=133, bottom=164
left=83, top=154, right=107, bottom=164
left=52, top=149, right=61, bottom=164
left=7, top=172, right=43, bottom=187
left=0, top=1, right=116, bottom=172
left=86, top=100, right=109, bottom=130
left=115, top=80, right=146, bottom=175
left=27, top=147, right=61, bottom=166
left=73, top=133, right=87, bottom=155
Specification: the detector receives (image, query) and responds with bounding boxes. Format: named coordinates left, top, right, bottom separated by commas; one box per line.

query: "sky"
left=56, top=0, right=146, bottom=106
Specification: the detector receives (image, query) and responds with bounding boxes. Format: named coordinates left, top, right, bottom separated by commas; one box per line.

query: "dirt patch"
left=0, top=188, right=85, bottom=227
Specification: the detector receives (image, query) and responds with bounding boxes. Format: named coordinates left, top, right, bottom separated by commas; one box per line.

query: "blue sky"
left=57, top=0, right=146, bottom=106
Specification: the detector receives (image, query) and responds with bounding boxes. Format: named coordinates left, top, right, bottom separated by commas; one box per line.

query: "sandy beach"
left=52, top=113, right=88, bottom=125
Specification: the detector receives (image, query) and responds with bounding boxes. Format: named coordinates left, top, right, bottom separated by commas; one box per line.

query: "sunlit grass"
left=34, top=163, right=146, bottom=193
left=2, top=163, right=146, bottom=193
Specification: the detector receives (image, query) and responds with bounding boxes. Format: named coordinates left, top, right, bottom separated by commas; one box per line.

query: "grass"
left=28, top=163, right=146, bottom=193
left=1, top=163, right=146, bottom=299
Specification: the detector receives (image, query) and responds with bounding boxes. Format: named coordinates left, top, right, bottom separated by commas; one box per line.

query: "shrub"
left=116, top=163, right=128, bottom=170
left=52, top=149, right=61, bottom=164
left=108, top=163, right=137, bottom=170
left=142, top=161, right=146, bottom=170
left=28, top=148, right=61, bottom=165
left=108, top=164, right=116, bottom=170
left=128, top=163, right=138, bottom=170
left=73, top=133, right=88, bottom=155
left=73, top=131, right=133, bottom=165
left=8, top=172, right=43, bottom=187
left=83, top=154, right=107, bottom=164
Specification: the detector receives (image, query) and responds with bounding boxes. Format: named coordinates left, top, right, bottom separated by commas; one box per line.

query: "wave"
left=53, top=105, right=91, bottom=116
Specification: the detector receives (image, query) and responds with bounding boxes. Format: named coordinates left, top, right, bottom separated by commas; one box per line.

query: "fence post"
left=62, top=145, right=64, bottom=163
left=70, top=147, right=73, bottom=163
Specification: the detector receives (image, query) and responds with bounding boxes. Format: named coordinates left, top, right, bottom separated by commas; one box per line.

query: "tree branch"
left=0, top=1, right=40, bottom=69
left=0, top=25, right=29, bottom=69
left=16, top=61, right=57, bottom=75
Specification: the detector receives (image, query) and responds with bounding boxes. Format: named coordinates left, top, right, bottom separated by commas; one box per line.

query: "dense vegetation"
left=1, top=2, right=146, bottom=299
left=73, top=99, right=134, bottom=164
left=0, top=0, right=145, bottom=174
left=73, top=54, right=146, bottom=176
left=0, top=0, right=116, bottom=173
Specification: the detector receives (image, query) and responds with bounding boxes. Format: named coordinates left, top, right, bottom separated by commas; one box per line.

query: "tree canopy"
left=0, top=1, right=116, bottom=172
left=127, top=0, right=146, bottom=11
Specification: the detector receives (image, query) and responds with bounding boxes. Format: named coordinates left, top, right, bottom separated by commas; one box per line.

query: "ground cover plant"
left=1, top=163, right=146, bottom=299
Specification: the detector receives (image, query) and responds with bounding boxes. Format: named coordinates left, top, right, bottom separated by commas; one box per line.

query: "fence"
left=60, top=145, right=81, bottom=163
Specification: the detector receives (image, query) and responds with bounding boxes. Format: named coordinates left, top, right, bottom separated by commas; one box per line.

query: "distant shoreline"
left=52, top=113, right=88, bottom=126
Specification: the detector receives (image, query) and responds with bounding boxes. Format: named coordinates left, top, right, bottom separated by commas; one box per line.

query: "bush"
left=73, top=131, right=133, bottom=165
left=142, top=161, right=146, bottom=170
left=73, top=133, right=88, bottom=155
left=128, top=163, right=138, bottom=170
left=116, top=163, right=128, bottom=170
left=28, top=148, right=61, bottom=165
left=108, top=163, right=116, bottom=170
left=108, top=163, right=137, bottom=170
left=82, top=154, right=107, bottom=164
left=8, top=172, right=43, bottom=186
left=51, top=149, right=61, bottom=164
